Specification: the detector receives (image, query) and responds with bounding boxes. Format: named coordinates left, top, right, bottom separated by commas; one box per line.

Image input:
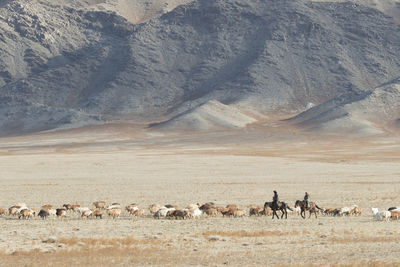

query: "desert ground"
left=1, top=124, right=400, bottom=266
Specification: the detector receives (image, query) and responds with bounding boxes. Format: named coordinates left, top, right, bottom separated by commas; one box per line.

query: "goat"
left=126, top=204, right=139, bottom=214
left=56, top=208, right=67, bottom=218
left=38, top=209, right=49, bottom=219
left=0, top=208, right=7, bottom=216
left=352, top=207, right=362, bottom=216
left=18, top=209, right=33, bottom=220
left=388, top=207, right=400, bottom=212
left=292, top=206, right=301, bottom=215
left=93, top=201, right=106, bottom=209
left=226, top=204, right=238, bottom=211
left=93, top=209, right=103, bottom=219
left=9, top=206, right=21, bottom=216
left=107, top=208, right=121, bottom=219
left=371, top=208, right=391, bottom=222
left=154, top=207, right=174, bottom=219
left=249, top=206, right=264, bottom=216
left=262, top=207, right=273, bottom=216
left=233, top=209, right=246, bottom=217
left=168, top=209, right=188, bottom=220
left=202, top=207, right=219, bottom=216
left=76, top=207, right=91, bottom=217
left=81, top=210, right=93, bottom=218
left=390, top=211, right=400, bottom=219
left=149, top=204, right=163, bottom=214
left=41, top=205, right=52, bottom=210
left=132, top=209, right=144, bottom=217
left=199, top=202, right=216, bottom=211
left=107, top=204, right=121, bottom=210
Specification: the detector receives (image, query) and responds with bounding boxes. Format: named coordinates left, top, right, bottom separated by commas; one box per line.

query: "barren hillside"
left=0, top=0, right=399, bottom=136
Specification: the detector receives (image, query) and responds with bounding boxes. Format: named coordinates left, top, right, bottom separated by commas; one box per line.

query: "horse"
left=264, top=201, right=293, bottom=219
left=294, top=200, right=323, bottom=219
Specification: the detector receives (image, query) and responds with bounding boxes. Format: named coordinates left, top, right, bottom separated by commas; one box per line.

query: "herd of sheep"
left=0, top=201, right=399, bottom=221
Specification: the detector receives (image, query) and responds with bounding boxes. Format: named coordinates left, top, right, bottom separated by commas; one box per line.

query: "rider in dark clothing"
left=304, top=192, right=309, bottom=208
left=272, top=190, right=279, bottom=208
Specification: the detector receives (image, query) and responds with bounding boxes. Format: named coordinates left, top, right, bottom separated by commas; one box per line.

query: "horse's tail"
left=283, top=202, right=293, bottom=211
left=315, top=205, right=323, bottom=211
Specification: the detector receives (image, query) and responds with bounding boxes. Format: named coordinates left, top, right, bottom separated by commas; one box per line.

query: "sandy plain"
left=0, top=124, right=400, bottom=266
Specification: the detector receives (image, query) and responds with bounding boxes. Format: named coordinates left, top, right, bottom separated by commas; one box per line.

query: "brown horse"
left=264, top=201, right=293, bottom=219
left=294, top=200, right=323, bottom=219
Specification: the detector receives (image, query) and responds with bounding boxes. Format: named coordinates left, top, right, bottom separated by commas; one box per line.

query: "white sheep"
left=371, top=208, right=391, bottom=222
left=154, top=207, right=174, bottom=219
left=76, top=207, right=91, bottom=216
left=107, top=204, right=121, bottom=210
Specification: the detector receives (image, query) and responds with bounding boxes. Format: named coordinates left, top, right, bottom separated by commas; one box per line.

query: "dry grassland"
left=1, top=128, right=400, bottom=266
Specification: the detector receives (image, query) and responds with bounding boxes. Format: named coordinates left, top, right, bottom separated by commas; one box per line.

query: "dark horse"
left=264, top=201, right=293, bottom=219
left=294, top=200, right=323, bottom=219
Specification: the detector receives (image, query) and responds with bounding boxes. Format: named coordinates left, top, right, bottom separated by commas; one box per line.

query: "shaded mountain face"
left=0, top=0, right=400, bottom=136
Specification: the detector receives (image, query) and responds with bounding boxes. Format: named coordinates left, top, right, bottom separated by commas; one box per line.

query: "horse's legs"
left=301, top=210, right=305, bottom=219
left=273, top=210, right=279, bottom=219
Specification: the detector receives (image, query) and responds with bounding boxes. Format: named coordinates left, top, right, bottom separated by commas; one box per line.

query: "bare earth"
left=1, top=125, right=400, bottom=266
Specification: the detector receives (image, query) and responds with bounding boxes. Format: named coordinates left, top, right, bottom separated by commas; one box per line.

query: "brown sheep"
left=0, top=208, right=7, bottom=216
left=168, top=210, right=188, bottom=220
left=56, top=208, right=67, bottom=218
left=221, top=209, right=235, bottom=217
left=390, top=211, right=400, bottom=219
left=226, top=204, right=238, bottom=211
left=126, top=204, right=138, bottom=213
left=41, top=205, right=52, bottom=210
left=131, top=209, right=144, bottom=217
left=9, top=206, right=21, bottom=216
left=262, top=207, right=273, bottom=216
left=93, top=201, right=106, bottom=209
left=18, top=209, right=32, bottom=220
left=233, top=209, right=246, bottom=218
left=249, top=206, right=264, bottom=216
left=323, top=208, right=335, bottom=216
left=199, top=202, right=215, bottom=211
left=203, top=207, right=219, bottom=216
left=107, top=208, right=121, bottom=219
left=149, top=204, right=162, bottom=214
left=216, top=206, right=229, bottom=213
left=81, top=210, right=92, bottom=218
left=93, top=210, right=103, bottom=219
left=352, top=207, right=362, bottom=216
left=38, top=209, right=49, bottom=219
left=30, top=208, right=37, bottom=217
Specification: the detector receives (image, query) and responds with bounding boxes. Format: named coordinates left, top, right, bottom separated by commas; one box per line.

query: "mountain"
left=151, top=99, right=256, bottom=132
left=0, top=0, right=400, bottom=136
left=290, top=78, right=400, bottom=135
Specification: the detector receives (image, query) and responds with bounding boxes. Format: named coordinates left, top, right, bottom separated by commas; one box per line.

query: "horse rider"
left=272, top=190, right=279, bottom=208
left=304, top=192, right=310, bottom=208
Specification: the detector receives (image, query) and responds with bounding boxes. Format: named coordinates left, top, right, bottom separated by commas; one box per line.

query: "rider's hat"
left=273, top=190, right=277, bottom=193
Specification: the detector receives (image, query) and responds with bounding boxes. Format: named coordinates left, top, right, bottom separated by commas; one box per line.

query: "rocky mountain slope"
left=0, top=0, right=400, bottom=136
left=290, top=77, right=400, bottom=135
